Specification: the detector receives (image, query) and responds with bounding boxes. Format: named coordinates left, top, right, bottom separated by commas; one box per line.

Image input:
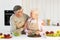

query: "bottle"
left=57, top=23, right=59, bottom=26
left=47, top=19, right=50, bottom=26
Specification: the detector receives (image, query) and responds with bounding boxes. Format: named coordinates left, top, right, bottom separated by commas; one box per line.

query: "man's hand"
left=41, top=20, right=45, bottom=26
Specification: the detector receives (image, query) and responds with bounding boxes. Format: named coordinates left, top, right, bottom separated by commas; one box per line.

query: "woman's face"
left=14, top=9, right=23, bottom=16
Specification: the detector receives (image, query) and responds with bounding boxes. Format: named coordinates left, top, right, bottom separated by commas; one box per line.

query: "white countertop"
left=0, top=35, right=60, bottom=40
left=0, top=26, right=60, bottom=40
left=0, top=26, right=60, bottom=34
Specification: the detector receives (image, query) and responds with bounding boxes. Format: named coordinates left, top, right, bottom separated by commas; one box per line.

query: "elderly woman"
left=10, top=5, right=29, bottom=34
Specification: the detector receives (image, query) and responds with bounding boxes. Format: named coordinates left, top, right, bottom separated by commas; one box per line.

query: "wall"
left=0, top=0, right=60, bottom=33
left=22, top=0, right=60, bottom=23
left=0, top=0, right=22, bottom=33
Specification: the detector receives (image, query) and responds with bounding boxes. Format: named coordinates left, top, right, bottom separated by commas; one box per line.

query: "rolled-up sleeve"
left=10, top=15, right=16, bottom=33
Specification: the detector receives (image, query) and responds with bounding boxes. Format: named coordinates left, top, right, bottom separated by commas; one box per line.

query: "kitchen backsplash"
left=44, top=19, right=60, bottom=26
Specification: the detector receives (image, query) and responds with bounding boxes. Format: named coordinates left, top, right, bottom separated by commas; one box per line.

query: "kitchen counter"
left=0, top=26, right=60, bottom=40
left=42, top=26, right=60, bottom=32
left=0, top=35, right=60, bottom=40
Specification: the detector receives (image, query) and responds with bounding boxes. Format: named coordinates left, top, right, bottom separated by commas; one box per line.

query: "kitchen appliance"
left=4, top=10, right=14, bottom=26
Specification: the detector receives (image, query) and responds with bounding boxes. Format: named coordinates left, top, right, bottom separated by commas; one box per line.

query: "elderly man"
left=10, top=5, right=29, bottom=34
left=24, top=10, right=45, bottom=37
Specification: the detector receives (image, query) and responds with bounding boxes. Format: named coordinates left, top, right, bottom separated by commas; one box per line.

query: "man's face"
left=14, top=9, right=23, bottom=16
left=30, top=11, right=38, bottom=19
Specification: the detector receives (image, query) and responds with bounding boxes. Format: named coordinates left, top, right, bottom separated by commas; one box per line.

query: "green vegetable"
left=28, top=33, right=36, bottom=37
left=13, top=32, right=20, bottom=36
